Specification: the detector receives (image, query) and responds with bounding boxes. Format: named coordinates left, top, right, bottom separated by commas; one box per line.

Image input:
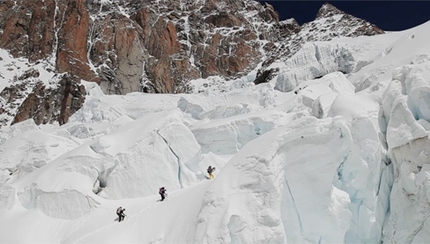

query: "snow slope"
left=1, top=19, right=430, bottom=244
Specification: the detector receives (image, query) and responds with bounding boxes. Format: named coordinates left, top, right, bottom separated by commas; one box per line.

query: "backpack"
left=117, top=207, right=122, bottom=214
left=207, top=166, right=216, bottom=174
left=159, top=187, right=165, bottom=194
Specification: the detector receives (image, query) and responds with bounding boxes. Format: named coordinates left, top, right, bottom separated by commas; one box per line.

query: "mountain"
left=264, top=2, right=383, bottom=64
left=4, top=1, right=430, bottom=243
left=0, top=0, right=383, bottom=127
left=256, top=2, right=384, bottom=89
left=2, top=19, right=430, bottom=242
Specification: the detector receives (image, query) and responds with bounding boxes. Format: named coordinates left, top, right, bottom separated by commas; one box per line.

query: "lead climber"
left=207, top=165, right=216, bottom=179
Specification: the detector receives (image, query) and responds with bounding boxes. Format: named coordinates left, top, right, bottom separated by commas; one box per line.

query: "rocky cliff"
left=0, top=0, right=383, bottom=126
left=0, top=0, right=289, bottom=93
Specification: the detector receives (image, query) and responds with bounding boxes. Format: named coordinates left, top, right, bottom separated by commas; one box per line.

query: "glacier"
left=1, top=18, right=430, bottom=244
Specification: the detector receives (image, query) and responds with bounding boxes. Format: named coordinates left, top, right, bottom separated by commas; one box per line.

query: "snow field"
left=2, top=19, right=430, bottom=244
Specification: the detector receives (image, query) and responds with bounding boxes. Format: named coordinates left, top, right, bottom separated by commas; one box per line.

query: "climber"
left=159, top=187, right=167, bottom=201
left=207, top=165, right=216, bottom=180
left=117, top=206, right=126, bottom=222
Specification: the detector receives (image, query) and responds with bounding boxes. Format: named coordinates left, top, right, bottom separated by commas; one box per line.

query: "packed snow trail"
left=65, top=180, right=213, bottom=243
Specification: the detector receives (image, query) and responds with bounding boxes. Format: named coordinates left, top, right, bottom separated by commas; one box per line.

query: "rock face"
left=0, top=1, right=55, bottom=62
left=1, top=72, right=85, bottom=126
left=0, top=0, right=384, bottom=126
left=13, top=74, right=85, bottom=125
left=0, top=0, right=289, bottom=95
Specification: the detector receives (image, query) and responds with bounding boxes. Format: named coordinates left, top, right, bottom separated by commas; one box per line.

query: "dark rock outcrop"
left=12, top=74, right=85, bottom=125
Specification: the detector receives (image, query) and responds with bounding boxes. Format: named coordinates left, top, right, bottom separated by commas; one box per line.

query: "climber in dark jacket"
left=117, top=206, right=126, bottom=222
left=159, top=187, right=167, bottom=201
left=207, top=165, right=216, bottom=179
